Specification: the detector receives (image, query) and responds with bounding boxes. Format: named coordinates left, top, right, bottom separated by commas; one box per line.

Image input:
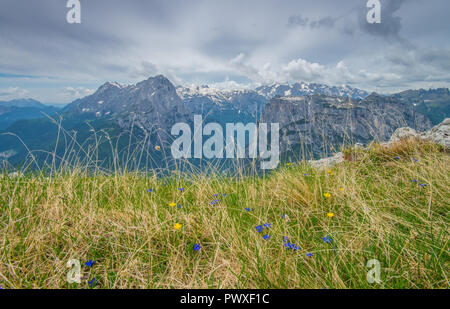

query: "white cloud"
left=282, top=58, right=325, bottom=82
left=209, top=79, right=253, bottom=90
left=0, top=87, right=30, bottom=100
left=62, top=87, right=95, bottom=100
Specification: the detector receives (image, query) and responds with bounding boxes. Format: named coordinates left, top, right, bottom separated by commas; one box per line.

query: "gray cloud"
left=419, top=49, right=450, bottom=71
left=287, top=15, right=337, bottom=30
left=0, top=0, right=449, bottom=102
left=287, top=15, right=309, bottom=28
left=0, top=87, right=30, bottom=99
left=359, top=0, right=408, bottom=43
left=310, top=16, right=337, bottom=29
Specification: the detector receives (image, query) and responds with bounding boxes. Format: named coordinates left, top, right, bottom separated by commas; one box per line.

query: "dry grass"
left=0, top=140, right=448, bottom=289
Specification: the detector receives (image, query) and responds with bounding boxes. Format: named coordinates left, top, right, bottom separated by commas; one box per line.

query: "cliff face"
left=260, top=93, right=433, bottom=157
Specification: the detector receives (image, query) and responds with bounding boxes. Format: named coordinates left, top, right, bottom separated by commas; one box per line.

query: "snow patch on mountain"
left=256, top=82, right=369, bottom=100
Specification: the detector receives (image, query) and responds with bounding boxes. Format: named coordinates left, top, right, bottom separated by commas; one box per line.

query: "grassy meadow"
left=0, top=138, right=448, bottom=289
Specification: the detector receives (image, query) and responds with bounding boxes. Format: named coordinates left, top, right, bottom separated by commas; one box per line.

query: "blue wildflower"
left=193, top=243, right=201, bottom=251
left=178, top=187, right=184, bottom=192
left=255, top=225, right=264, bottom=233
left=210, top=199, right=220, bottom=206
left=213, top=194, right=219, bottom=197
left=395, top=156, right=401, bottom=160
left=283, top=237, right=300, bottom=251
left=85, top=259, right=96, bottom=267
left=420, top=183, right=428, bottom=188
left=263, top=234, right=271, bottom=240
left=322, top=236, right=332, bottom=244
left=284, top=242, right=300, bottom=251
left=306, top=253, right=313, bottom=257
left=177, top=204, right=182, bottom=209
left=146, top=189, right=153, bottom=193
left=222, top=194, right=227, bottom=197
left=245, top=208, right=251, bottom=212
left=88, top=278, right=96, bottom=287
left=263, top=223, right=272, bottom=229
left=411, top=179, right=418, bottom=183
left=413, top=158, right=419, bottom=162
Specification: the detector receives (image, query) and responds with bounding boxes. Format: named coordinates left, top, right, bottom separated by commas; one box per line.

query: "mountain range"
left=0, top=75, right=448, bottom=170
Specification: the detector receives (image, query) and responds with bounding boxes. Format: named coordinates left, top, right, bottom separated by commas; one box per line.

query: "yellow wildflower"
left=169, top=202, right=177, bottom=207
left=324, top=192, right=331, bottom=198
left=174, top=223, right=182, bottom=230
left=327, top=212, right=335, bottom=218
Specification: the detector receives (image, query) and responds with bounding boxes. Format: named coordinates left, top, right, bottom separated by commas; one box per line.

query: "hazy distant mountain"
left=0, top=98, right=45, bottom=109
left=393, top=88, right=450, bottom=125
left=0, top=99, right=61, bottom=130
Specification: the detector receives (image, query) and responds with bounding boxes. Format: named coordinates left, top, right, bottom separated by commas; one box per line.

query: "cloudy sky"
left=0, top=0, right=449, bottom=103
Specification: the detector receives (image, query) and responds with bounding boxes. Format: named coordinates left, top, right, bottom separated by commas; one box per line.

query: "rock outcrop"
left=388, top=118, right=449, bottom=148
left=421, top=118, right=450, bottom=148
left=389, top=127, right=419, bottom=143
left=308, top=152, right=344, bottom=168
left=309, top=118, right=449, bottom=169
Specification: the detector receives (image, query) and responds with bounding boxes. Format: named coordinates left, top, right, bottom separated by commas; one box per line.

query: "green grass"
left=0, top=139, right=448, bottom=289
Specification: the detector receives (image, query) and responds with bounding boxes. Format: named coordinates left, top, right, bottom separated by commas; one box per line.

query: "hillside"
left=0, top=138, right=448, bottom=289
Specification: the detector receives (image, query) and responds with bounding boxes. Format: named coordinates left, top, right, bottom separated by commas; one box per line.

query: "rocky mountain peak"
left=97, top=81, right=124, bottom=93
left=135, top=75, right=178, bottom=97
left=63, top=75, right=189, bottom=140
